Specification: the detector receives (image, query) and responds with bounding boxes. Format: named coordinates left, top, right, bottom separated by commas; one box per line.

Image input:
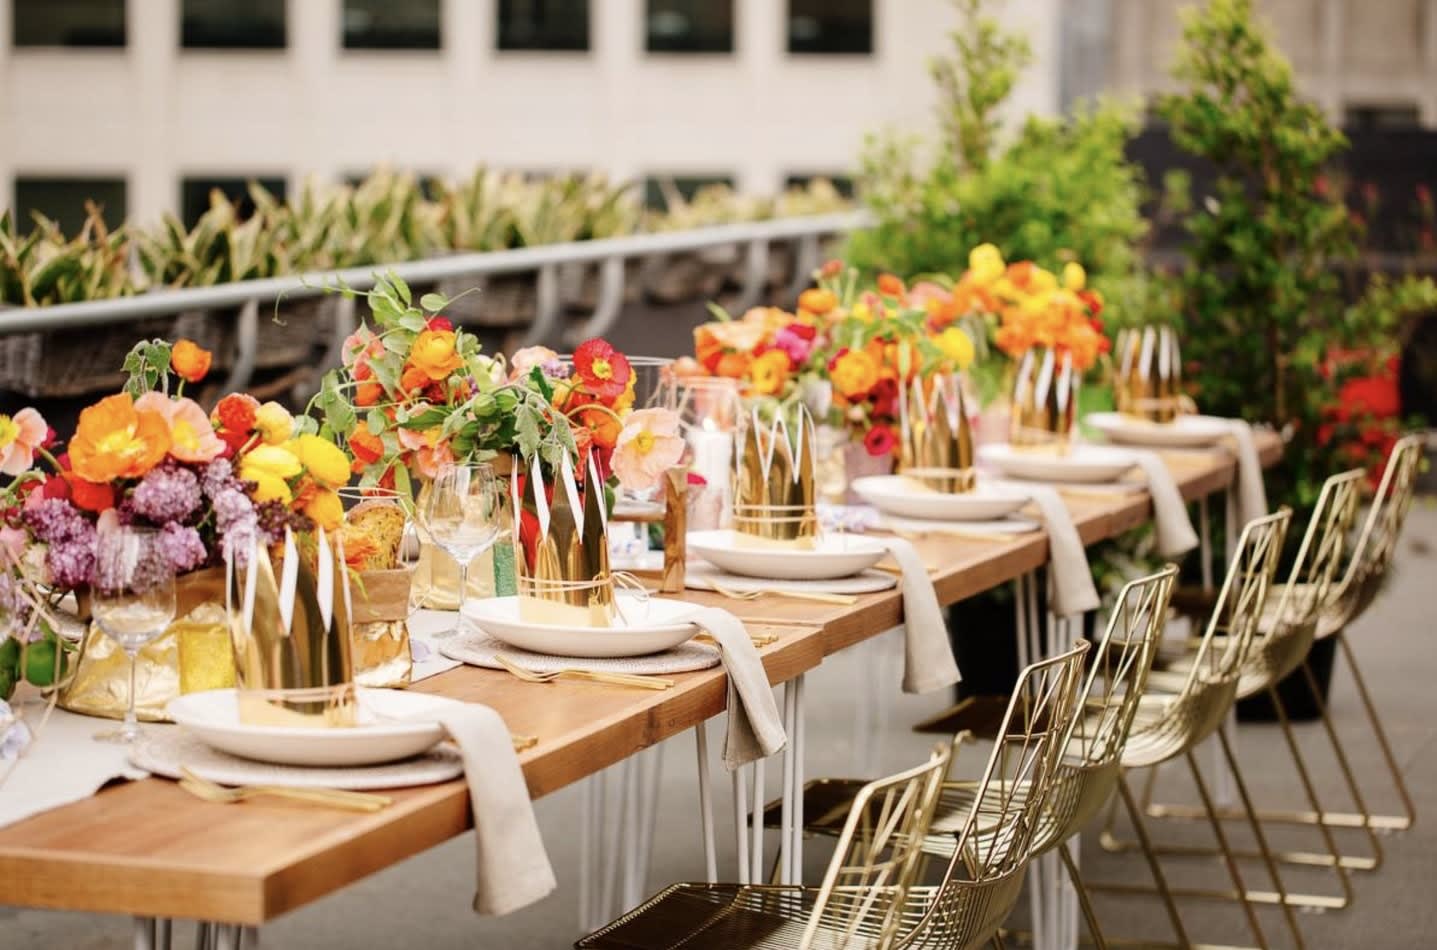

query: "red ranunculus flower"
left=1338, top=375, right=1400, bottom=419
left=67, top=475, right=115, bottom=513
left=426, top=316, right=454, bottom=332
left=572, top=338, right=632, bottom=403
left=863, top=423, right=898, bottom=458
left=869, top=376, right=899, bottom=418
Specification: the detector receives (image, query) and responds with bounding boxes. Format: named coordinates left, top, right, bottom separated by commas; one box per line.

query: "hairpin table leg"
left=695, top=723, right=718, bottom=883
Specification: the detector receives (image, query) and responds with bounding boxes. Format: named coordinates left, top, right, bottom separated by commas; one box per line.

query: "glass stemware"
left=423, top=463, right=503, bottom=639
left=90, top=524, right=176, bottom=744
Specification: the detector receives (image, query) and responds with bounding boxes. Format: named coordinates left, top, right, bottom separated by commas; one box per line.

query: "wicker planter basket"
left=0, top=306, right=228, bottom=398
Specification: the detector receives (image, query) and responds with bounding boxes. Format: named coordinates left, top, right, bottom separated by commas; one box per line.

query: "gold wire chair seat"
left=1118, top=678, right=1241, bottom=771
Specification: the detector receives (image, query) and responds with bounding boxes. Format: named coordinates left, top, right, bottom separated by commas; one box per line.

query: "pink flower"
left=611, top=408, right=685, bottom=494
left=0, top=407, right=48, bottom=476
left=0, top=526, right=27, bottom=566
left=510, top=345, right=561, bottom=381
left=342, top=327, right=384, bottom=367
left=396, top=427, right=455, bottom=480
left=136, top=393, right=226, bottom=464
left=773, top=324, right=817, bottom=366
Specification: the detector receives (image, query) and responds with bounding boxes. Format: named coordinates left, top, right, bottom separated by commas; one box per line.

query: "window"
left=13, top=177, right=128, bottom=234
left=784, top=174, right=856, bottom=198
left=642, top=174, right=734, bottom=211
left=646, top=1, right=732, bottom=54
left=13, top=0, right=126, bottom=47
left=1345, top=104, right=1423, bottom=132
left=788, top=0, right=872, bottom=55
left=181, top=176, right=286, bottom=228
left=496, top=0, right=588, bottom=51
left=181, top=0, right=286, bottom=49
left=342, top=0, right=440, bottom=50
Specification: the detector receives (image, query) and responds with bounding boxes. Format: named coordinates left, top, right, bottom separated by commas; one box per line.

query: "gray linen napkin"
left=872, top=536, right=961, bottom=693
left=1012, top=484, right=1101, bottom=616
left=430, top=701, right=557, bottom=916
left=1226, top=420, right=1270, bottom=526
left=686, top=606, right=787, bottom=769
left=1130, top=450, right=1201, bottom=558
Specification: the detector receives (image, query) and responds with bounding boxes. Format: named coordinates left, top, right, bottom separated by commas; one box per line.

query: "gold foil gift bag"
left=731, top=407, right=818, bottom=549
left=59, top=566, right=235, bottom=721
left=226, top=528, right=357, bottom=728
left=899, top=374, right=976, bottom=493
left=349, top=568, right=413, bottom=688
left=1009, top=346, right=1078, bottom=452
left=512, top=453, right=618, bottom=628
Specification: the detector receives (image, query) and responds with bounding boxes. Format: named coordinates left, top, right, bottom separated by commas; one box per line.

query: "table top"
left=0, top=434, right=1282, bottom=925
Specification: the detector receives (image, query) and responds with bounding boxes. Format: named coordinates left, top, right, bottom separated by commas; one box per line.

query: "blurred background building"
left=0, top=0, right=1060, bottom=232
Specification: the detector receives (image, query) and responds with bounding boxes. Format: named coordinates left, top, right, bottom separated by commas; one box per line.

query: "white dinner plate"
left=978, top=443, right=1139, bottom=484
left=465, top=593, right=700, bottom=658
left=687, top=529, right=888, bottom=581
left=851, top=476, right=1031, bottom=522
left=1086, top=412, right=1232, bottom=449
left=167, top=688, right=449, bottom=768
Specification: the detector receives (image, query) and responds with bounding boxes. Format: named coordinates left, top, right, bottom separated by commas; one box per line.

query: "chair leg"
left=1182, top=749, right=1269, bottom=950
left=1336, top=632, right=1416, bottom=831
left=1115, top=773, right=1194, bottom=948
left=1058, top=840, right=1109, bottom=950
left=1214, top=728, right=1307, bottom=949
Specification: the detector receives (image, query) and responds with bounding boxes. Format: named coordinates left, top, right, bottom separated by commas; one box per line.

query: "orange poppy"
left=69, top=394, right=171, bottom=483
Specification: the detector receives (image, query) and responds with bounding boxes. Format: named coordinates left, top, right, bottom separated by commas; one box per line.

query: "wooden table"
left=0, top=436, right=1282, bottom=931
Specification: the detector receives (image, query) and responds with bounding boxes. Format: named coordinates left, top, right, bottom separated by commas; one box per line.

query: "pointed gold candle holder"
left=512, top=453, right=618, bottom=627
left=226, top=528, right=357, bottom=729
left=731, top=406, right=818, bottom=549
left=1010, top=346, right=1078, bottom=453
left=1118, top=325, right=1186, bottom=423
left=899, top=373, right=976, bottom=493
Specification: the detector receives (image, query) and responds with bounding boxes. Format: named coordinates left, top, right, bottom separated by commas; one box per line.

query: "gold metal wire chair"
left=750, top=643, right=1091, bottom=950
left=575, top=738, right=957, bottom=949
left=1091, top=509, right=1294, bottom=950
left=1137, top=470, right=1373, bottom=906
left=1229, top=433, right=1426, bottom=839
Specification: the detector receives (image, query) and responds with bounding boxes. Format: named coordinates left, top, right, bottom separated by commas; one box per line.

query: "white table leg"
left=749, top=757, right=766, bottom=883
left=780, top=681, right=796, bottom=885
left=733, top=766, right=750, bottom=884
left=1014, top=576, right=1031, bottom=670
left=695, top=723, right=717, bottom=883
left=1199, top=495, right=1214, bottom=591
left=134, top=917, right=156, bottom=950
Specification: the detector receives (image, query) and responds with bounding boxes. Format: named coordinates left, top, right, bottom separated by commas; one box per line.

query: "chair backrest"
left=1181, top=509, right=1292, bottom=691
left=1065, top=565, right=1179, bottom=771
left=801, top=737, right=958, bottom=950
left=1265, top=469, right=1363, bottom=635
left=889, top=643, right=1090, bottom=949
left=1339, top=433, right=1424, bottom=613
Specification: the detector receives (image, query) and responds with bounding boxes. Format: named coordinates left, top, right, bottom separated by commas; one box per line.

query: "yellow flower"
left=968, top=244, right=1005, bottom=285
left=830, top=349, right=880, bottom=399
left=1031, top=267, right=1059, bottom=294
left=303, top=489, right=344, bottom=531
left=1063, top=262, right=1087, bottom=292
left=748, top=350, right=792, bottom=396
left=934, top=327, right=976, bottom=371
left=254, top=401, right=294, bottom=444
left=408, top=329, right=463, bottom=381
left=239, top=444, right=302, bottom=504
left=851, top=301, right=874, bottom=324
left=293, top=434, right=351, bottom=489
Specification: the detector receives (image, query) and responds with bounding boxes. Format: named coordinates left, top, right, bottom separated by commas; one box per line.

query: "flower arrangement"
left=316, top=273, right=681, bottom=499
left=686, top=261, right=976, bottom=458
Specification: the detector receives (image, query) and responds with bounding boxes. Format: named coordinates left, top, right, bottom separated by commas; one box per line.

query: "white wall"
left=0, top=0, right=1061, bottom=225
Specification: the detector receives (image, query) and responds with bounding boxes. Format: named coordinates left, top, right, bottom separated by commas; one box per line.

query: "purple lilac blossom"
left=156, top=523, right=207, bottom=574
left=211, top=486, right=257, bottom=567
left=130, top=464, right=202, bottom=525
left=22, top=499, right=97, bottom=589
left=200, top=458, right=237, bottom=500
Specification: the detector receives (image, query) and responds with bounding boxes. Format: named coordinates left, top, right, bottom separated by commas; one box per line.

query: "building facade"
left=0, top=0, right=1061, bottom=231
left=1065, top=0, right=1437, bottom=128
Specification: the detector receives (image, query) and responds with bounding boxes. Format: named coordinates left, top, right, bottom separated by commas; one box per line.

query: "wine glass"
left=90, top=524, right=176, bottom=744
left=423, top=463, right=503, bottom=638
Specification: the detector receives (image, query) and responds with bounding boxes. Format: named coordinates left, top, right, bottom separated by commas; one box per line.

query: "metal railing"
left=0, top=211, right=870, bottom=394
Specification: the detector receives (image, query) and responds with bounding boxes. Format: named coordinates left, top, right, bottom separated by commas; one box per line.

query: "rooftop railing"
left=0, top=211, right=872, bottom=394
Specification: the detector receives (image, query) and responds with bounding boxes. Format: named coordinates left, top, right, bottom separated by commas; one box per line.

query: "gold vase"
left=513, top=454, right=617, bottom=628
left=1117, top=325, right=1184, bottom=422
left=227, top=530, right=357, bottom=728
left=732, top=407, right=818, bottom=548
left=58, top=567, right=234, bottom=722
left=899, top=373, right=976, bottom=493
left=1009, top=347, right=1078, bottom=452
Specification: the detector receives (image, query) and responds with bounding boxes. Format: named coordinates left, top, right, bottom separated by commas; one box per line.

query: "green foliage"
left=847, top=0, right=1148, bottom=293
left=120, top=339, right=175, bottom=397
left=0, top=205, right=139, bottom=306
left=1156, top=0, right=1430, bottom=509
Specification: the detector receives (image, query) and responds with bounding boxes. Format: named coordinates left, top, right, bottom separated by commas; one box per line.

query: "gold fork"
left=494, top=655, right=674, bottom=691
left=710, top=584, right=859, bottom=606
left=178, top=768, right=392, bottom=813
